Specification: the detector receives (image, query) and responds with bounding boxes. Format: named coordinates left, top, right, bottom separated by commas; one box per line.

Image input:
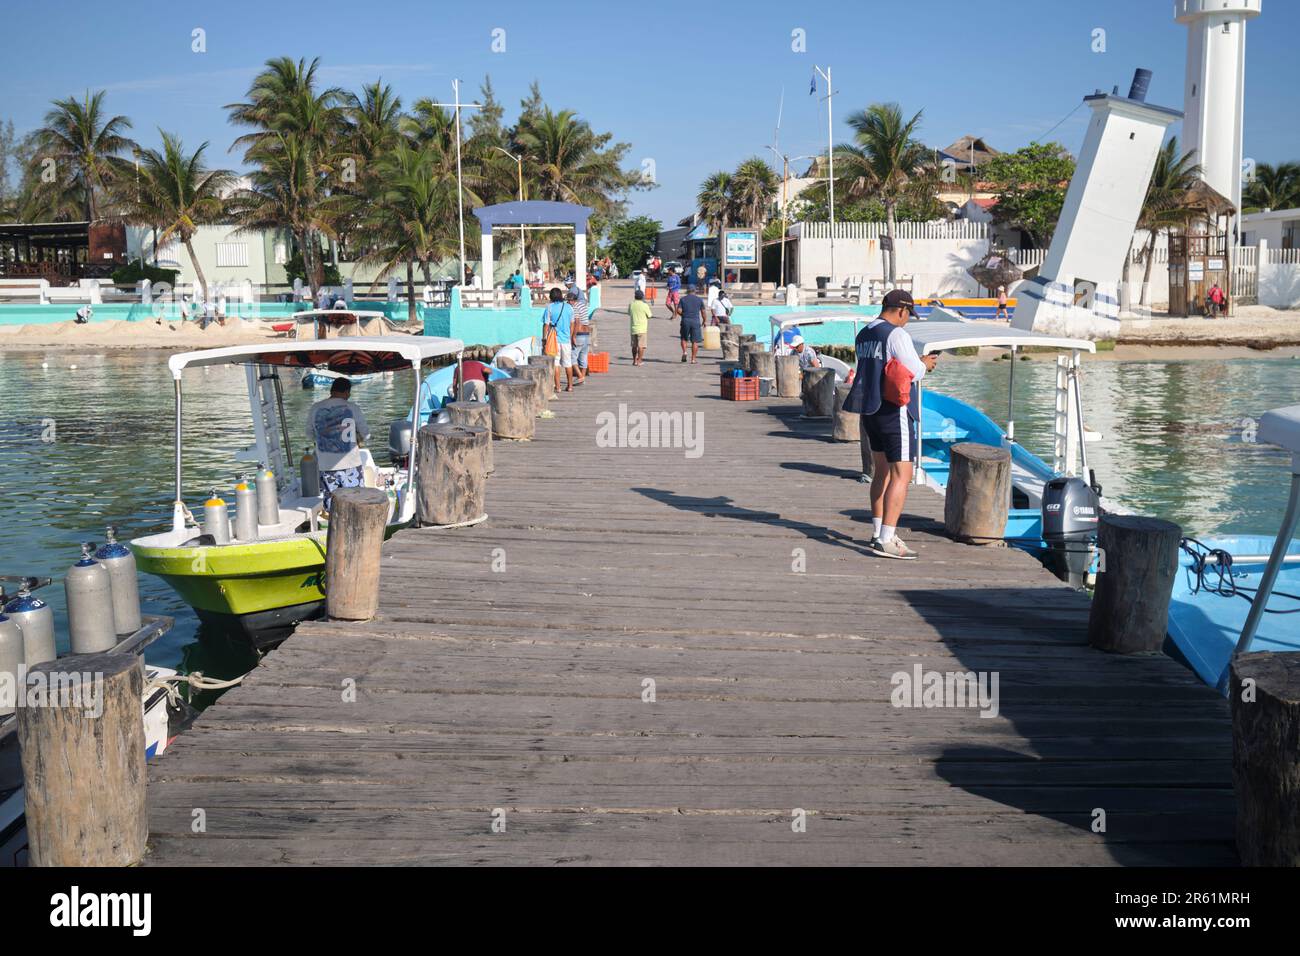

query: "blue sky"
left=3, top=0, right=1297, bottom=227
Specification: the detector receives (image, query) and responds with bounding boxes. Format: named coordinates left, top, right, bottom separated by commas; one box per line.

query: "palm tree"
left=29, top=90, right=135, bottom=221
left=696, top=171, right=735, bottom=243
left=729, top=157, right=779, bottom=229
left=226, top=57, right=345, bottom=298
left=833, top=103, right=928, bottom=283
left=342, top=141, right=460, bottom=323
left=514, top=107, right=635, bottom=274
left=120, top=132, right=235, bottom=306
left=1130, top=138, right=1201, bottom=307
left=1242, top=161, right=1300, bottom=213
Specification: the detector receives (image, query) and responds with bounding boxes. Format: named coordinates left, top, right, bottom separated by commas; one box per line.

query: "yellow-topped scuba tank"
left=203, top=489, right=231, bottom=544
left=233, top=475, right=258, bottom=541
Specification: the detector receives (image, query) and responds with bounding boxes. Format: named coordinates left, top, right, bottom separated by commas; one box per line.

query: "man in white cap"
left=789, top=335, right=821, bottom=371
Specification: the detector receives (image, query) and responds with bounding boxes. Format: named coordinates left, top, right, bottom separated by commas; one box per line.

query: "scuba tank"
left=203, top=489, right=231, bottom=545
left=255, top=463, right=279, bottom=526
left=65, top=542, right=117, bottom=654
left=94, top=525, right=142, bottom=636
left=233, top=475, right=259, bottom=541
left=300, top=446, right=320, bottom=498
left=4, top=585, right=56, bottom=666
left=0, top=612, right=22, bottom=717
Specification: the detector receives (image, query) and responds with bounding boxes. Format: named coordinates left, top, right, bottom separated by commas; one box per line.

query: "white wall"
left=126, top=224, right=271, bottom=292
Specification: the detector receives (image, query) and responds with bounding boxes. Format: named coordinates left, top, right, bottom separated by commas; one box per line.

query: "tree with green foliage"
left=1130, top=138, right=1200, bottom=307
left=1242, top=161, right=1300, bottom=213
left=28, top=90, right=135, bottom=221
left=118, top=132, right=234, bottom=304
left=982, top=142, right=1075, bottom=248
left=608, top=216, right=662, bottom=277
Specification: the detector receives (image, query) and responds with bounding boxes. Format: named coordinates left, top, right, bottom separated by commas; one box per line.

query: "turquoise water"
left=0, top=351, right=415, bottom=681
left=0, top=349, right=1296, bottom=679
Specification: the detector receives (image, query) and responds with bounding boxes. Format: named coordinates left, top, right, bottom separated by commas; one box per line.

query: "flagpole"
left=815, top=64, right=836, bottom=285
left=453, top=78, right=467, bottom=286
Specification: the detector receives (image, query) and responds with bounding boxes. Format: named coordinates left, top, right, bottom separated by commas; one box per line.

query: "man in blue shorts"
left=842, top=289, right=938, bottom=560
left=676, top=284, right=706, bottom=364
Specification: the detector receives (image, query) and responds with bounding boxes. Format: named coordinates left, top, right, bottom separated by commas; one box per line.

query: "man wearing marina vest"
left=842, top=289, right=937, bottom=560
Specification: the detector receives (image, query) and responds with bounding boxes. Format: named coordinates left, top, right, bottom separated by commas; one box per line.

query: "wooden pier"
left=145, top=330, right=1236, bottom=866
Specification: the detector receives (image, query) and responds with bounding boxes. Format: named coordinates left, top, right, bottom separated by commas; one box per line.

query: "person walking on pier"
left=542, top=287, right=577, bottom=392
left=629, top=288, right=651, bottom=365
left=842, top=289, right=937, bottom=560
left=676, top=284, right=706, bottom=364
left=568, top=287, right=592, bottom=385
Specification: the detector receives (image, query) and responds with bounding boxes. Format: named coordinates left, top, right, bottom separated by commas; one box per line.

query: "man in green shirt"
left=628, top=288, right=652, bottom=366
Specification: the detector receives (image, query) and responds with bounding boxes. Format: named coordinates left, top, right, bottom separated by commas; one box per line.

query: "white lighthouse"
left=1176, top=0, right=1261, bottom=214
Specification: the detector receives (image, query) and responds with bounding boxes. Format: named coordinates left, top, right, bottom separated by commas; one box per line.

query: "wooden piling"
left=801, top=368, right=835, bottom=419
left=749, top=349, right=775, bottom=379
left=446, top=400, right=494, bottom=474
left=513, top=365, right=549, bottom=416
left=416, top=423, right=489, bottom=527
left=1088, top=514, right=1182, bottom=653
left=721, top=335, right=739, bottom=362
left=17, top=652, right=146, bottom=866
left=487, top=378, right=535, bottom=440
left=775, top=355, right=801, bottom=398
left=833, top=383, right=859, bottom=441
left=943, top=443, right=1011, bottom=544
left=324, top=487, right=389, bottom=621
left=527, top=355, right=556, bottom=400
left=1230, top=652, right=1300, bottom=866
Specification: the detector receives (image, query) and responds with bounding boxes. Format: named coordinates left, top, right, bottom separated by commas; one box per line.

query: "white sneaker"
left=870, top=537, right=917, bottom=560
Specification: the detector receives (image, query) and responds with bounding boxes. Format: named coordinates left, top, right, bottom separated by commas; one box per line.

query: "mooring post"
left=832, top=383, right=859, bottom=441
left=527, top=355, right=556, bottom=400
left=17, top=652, right=146, bottom=866
left=1230, top=652, right=1300, bottom=866
left=943, top=443, right=1012, bottom=544
left=446, top=400, right=494, bottom=474
left=487, top=378, right=535, bottom=440
left=416, top=423, right=489, bottom=527
left=776, top=355, right=801, bottom=398
left=801, top=368, right=835, bottom=419
left=513, top=365, right=549, bottom=416
left=1087, top=514, right=1182, bottom=653
left=749, top=348, right=775, bottom=380
left=324, top=487, right=389, bottom=621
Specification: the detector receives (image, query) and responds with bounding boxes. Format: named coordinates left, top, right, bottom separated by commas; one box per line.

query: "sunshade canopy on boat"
left=167, top=335, right=464, bottom=379
left=1259, top=404, right=1300, bottom=456
left=907, top=322, right=1096, bottom=355
left=767, top=308, right=961, bottom=336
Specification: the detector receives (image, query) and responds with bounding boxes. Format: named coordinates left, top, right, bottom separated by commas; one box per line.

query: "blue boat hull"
left=1168, top=535, right=1300, bottom=694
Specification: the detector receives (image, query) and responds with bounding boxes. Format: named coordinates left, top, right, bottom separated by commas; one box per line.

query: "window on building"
left=215, top=242, right=249, bottom=268
left=274, top=242, right=288, bottom=265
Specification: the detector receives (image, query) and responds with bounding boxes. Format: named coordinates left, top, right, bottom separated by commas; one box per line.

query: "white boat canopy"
left=1259, top=403, right=1300, bottom=462
left=168, top=335, right=465, bottom=379
left=907, top=322, right=1096, bottom=355
left=1236, top=403, right=1300, bottom=656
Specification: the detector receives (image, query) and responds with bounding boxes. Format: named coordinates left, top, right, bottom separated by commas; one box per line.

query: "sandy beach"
left=0, top=316, right=286, bottom=351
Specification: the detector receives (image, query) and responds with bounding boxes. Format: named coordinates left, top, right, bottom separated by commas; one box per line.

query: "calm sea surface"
left=0, top=349, right=1296, bottom=674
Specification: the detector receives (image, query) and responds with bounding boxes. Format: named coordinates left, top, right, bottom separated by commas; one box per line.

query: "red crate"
left=587, top=351, right=610, bottom=373
left=721, top=375, right=760, bottom=401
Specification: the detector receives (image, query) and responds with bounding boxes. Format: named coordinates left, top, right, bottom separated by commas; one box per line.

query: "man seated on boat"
left=307, top=378, right=371, bottom=512
left=789, top=335, right=821, bottom=371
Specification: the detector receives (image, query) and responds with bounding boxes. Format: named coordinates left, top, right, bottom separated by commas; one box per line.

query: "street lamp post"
left=492, top=146, right=527, bottom=278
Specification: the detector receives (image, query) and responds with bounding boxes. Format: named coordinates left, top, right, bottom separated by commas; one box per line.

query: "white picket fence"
left=797, top=220, right=991, bottom=241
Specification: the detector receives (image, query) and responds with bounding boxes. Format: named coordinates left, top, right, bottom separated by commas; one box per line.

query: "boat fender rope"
left=419, top=513, right=489, bottom=531
left=1180, top=536, right=1300, bottom=613
left=145, top=671, right=245, bottom=707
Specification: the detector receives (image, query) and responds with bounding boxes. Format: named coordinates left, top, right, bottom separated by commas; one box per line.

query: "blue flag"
left=809, top=73, right=816, bottom=95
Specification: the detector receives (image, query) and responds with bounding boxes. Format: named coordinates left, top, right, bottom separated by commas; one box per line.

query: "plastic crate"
left=587, top=351, right=610, bottom=373
left=721, top=375, right=760, bottom=401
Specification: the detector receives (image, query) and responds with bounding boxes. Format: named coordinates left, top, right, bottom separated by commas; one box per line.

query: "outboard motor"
left=388, top=419, right=413, bottom=467
left=1040, top=476, right=1101, bottom=588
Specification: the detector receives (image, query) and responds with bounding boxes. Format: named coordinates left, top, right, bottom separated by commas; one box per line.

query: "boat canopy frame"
left=167, top=336, right=465, bottom=532
left=1236, top=404, right=1300, bottom=656
left=767, top=309, right=1098, bottom=483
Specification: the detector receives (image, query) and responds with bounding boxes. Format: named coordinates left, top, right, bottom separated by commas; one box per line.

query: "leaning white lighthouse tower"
left=1175, top=0, right=1261, bottom=214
